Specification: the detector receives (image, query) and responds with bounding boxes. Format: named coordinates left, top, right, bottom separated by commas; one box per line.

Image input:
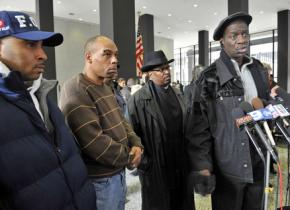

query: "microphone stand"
left=264, top=150, right=271, bottom=210
left=254, top=123, right=278, bottom=210
left=245, top=124, right=270, bottom=210
left=244, top=126, right=266, bottom=165
left=275, top=120, right=290, bottom=206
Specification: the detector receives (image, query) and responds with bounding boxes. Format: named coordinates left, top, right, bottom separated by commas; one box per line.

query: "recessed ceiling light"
left=188, top=20, right=192, bottom=23
left=57, top=1, right=62, bottom=4
left=193, top=4, right=198, bottom=7
left=206, top=25, right=209, bottom=28
left=214, top=12, right=218, bottom=15
left=93, top=9, right=97, bottom=12
left=167, top=26, right=171, bottom=30
left=168, top=13, right=172, bottom=17
left=142, top=6, right=147, bottom=9
left=259, top=11, right=264, bottom=14
left=79, top=18, right=83, bottom=21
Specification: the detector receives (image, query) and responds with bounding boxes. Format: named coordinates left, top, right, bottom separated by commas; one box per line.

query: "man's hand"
left=128, top=146, right=143, bottom=168
left=271, top=85, right=279, bottom=98
left=191, top=169, right=215, bottom=196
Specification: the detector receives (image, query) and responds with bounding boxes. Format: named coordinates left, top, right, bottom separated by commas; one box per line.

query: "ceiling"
left=1, top=0, right=290, bottom=48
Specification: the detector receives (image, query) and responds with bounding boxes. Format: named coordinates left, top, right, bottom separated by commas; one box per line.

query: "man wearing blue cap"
left=188, top=12, right=270, bottom=210
left=0, top=11, right=96, bottom=210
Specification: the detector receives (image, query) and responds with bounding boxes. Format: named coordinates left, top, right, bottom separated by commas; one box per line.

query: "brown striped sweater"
left=59, top=73, right=143, bottom=177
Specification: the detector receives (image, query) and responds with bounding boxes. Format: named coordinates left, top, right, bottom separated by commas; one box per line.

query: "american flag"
left=136, top=17, right=144, bottom=77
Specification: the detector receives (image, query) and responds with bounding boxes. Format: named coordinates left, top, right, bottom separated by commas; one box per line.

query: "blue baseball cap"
left=0, top=10, right=63, bottom=46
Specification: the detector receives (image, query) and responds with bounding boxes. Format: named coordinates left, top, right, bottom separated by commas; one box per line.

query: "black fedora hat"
left=213, top=12, right=252, bottom=41
left=141, top=50, right=174, bottom=72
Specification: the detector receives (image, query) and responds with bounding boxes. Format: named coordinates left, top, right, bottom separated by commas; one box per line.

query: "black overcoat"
left=128, top=80, right=194, bottom=210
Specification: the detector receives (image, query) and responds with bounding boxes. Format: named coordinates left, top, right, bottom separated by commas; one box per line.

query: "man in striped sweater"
left=59, top=35, right=143, bottom=210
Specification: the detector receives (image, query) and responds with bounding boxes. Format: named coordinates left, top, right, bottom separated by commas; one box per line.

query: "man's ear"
left=0, top=39, right=2, bottom=57
left=85, top=52, right=92, bottom=64
left=219, top=38, right=224, bottom=48
left=148, top=71, right=153, bottom=78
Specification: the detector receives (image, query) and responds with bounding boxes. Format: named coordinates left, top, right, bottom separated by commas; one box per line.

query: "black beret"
left=213, top=12, right=252, bottom=41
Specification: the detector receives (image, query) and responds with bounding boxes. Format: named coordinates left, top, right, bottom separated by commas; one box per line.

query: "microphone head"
left=252, top=97, right=264, bottom=110
left=261, top=99, right=271, bottom=106
left=239, top=101, right=253, bottom=113
left=232, top=107, right=254, bottom=127
left=232, top=107, right=245, bottom=119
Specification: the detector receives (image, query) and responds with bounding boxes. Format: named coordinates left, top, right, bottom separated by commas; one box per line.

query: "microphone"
left=239, top=101, right=279, bottom=163
left=232, top=107, right=265, bottom=164
left=264, top=101, right=290, bottom=145
left=251, top=98, right=276, bottom=146
left=265, top=99, right=290, bottom=127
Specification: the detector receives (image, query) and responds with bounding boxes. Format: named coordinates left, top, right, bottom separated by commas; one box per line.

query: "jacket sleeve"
left=186, top=83, right=213, bottom=172
left=60, top=92, right=130, bottom=168
left=127, top=95, right=151, bottom=171
left=122, top=119, right=143, bottom=149
left=277, top=87, right=290, bottom=105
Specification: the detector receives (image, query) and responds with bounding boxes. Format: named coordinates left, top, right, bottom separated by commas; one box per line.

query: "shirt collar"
left=0, top=61, right=11, bottom=77
left=231, top=56, right=253, bottom=75
left=0, top=61, right=42, bottom=93
left=216, top=53, right=253, bottom=86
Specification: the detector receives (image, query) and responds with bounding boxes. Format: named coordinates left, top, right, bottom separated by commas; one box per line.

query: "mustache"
left=33, top=62, right=46, bottom=68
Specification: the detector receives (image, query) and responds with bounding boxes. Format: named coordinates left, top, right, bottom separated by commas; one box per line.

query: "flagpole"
left=136, top=11, right=144, bottom=78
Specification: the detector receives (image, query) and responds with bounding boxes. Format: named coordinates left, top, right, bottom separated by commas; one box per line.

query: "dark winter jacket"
left=187, top=50, right=270, bottom=183
left=0, top=71, right=96, bottom=210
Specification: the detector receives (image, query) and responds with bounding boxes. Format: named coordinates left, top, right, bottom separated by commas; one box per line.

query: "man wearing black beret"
left=127, top=50, right=194, bottom=210
left=188, top=12, right=270, bottom=210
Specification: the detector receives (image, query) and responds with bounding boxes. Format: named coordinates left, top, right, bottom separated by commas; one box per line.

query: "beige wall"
left=52, top=18, right=173, bottom=86
left=154, top=36, right=175, bottom=81
left=54, top=18, right=99, bottom=86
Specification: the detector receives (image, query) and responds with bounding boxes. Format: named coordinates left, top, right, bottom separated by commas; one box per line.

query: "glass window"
left=174, top=29, right=277, bottom=84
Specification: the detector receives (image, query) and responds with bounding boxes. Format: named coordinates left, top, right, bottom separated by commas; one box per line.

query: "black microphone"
left=275, top=118, right=290, bottom=145
left=257, top=99, right=290, bottom=145
left=232, top=107, right=265, bottom=164
left=239, top=101, right=279, bottom=163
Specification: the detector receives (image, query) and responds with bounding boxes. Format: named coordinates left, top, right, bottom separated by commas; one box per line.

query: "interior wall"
left=154, top=36, right=175, bottom=81
left=54, top=18, right=99, bottom=87
left=52, top=18, right=173, bottom=87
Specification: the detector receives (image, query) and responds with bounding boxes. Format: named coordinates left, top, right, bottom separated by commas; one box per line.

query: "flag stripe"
left=136, top=17, right=144, bottom=77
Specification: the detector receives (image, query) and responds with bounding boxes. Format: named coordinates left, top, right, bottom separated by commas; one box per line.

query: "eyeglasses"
left=153, top=65, right=172, bottom=73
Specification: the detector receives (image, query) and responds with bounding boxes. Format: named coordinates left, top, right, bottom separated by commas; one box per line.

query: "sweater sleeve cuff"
left=128, top=135, right=143, bottom=149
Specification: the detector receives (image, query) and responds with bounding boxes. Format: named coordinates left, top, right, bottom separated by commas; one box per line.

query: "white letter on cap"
left=14, top=15, right=27, bottom=28
left=29, top=17, right=38, bottom=27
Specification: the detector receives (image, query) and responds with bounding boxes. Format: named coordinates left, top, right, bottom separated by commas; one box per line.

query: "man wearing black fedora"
left=127, top=50, right=194, bottom=210
left=188, top=12, right=270, bottom=210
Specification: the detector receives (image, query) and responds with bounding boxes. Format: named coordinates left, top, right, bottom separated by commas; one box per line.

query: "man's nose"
left=36, top=47, right=48, bottom=61
left=236, top=34, right=249, bottom=44
left=111, top=55, right=118, bottom=64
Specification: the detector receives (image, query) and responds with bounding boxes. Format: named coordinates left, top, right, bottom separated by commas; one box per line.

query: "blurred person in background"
left=184, top=65, right=205, bottom=112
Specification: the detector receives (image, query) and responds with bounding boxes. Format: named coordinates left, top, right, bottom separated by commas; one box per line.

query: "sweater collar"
left=0, top=61, right=42, bottom=94
left=216, top=49, right=252, bottom=86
